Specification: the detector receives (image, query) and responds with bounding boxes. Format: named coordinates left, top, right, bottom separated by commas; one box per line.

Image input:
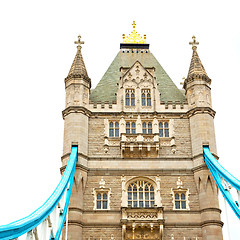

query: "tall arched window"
left=131, top=122, right=136, bottom=134
left=147, top=93, right=151, bottom=106
left=148, top=122, right=152, bottom=134
left=142, top=122, right=147, bottom=134
left=115, top=122, right=119, bottom=137
left=141, top=89, right=151, bottom=106
left=127, top=180, right=155, bottom=208
left=125, top=93, right=130, bottom=106
left=142, top=93, right=146, bottom=106
left=109, top=122, right=114, bottom=137
left=125, top=89, right=135, bottom=106
left=131, top=93, right=135, bottom=106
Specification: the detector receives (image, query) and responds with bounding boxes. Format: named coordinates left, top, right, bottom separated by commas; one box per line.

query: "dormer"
left=118, top=61, right=158, bottom=111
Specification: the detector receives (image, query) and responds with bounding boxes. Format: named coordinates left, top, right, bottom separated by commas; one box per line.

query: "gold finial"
left=74, top=35, right=84, bottom=49
left=122, top=21, right=146, bottom=44
left=132, top=21, right=136, bottom=29
left=189, top=35, right=199, bottom=50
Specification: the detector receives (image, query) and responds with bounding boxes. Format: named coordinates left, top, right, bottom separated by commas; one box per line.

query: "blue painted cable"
left=0, top=146, right=78, bottom=240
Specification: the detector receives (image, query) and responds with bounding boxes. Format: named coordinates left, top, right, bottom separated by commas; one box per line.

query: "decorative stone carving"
left=99, top=177, right=106, bottom=188
left=127, top=211, right=158, bottom=220
left=177, top=177, right=183, bottom=189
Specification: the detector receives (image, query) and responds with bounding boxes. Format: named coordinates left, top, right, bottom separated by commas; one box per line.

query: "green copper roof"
left=90, top=50, right=186, bottom=103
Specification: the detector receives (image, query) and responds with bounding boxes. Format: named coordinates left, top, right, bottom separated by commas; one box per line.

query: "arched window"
left=147, top=93, right=151, bottom=106
left=109, top=121, right=119, bottom=137
left=131, top=122, right=136, bottom=134
left=96, top=192, right=108, bottom=209
left=164, top=122, right=169, bottom=137
left=125, top=89, right=135, bottom=106
left=148, top=122, right=152, bottom=134
left=141, top=89, right=151, bottom=106
left=109, top=122, right=114, bottom=137
left=126, top=122, right=136, bottom=134
left=174, top=192, right=186, bottom=210
left=115, top=122, right=119, bottom=137
left=127, top=180, right=155, bottom=208
left=142, top=93, right=146, bottom=106
left=159, top=122, right=169, bottom=137
left=131, top=93, right=135, bottom=106
left=142, top=122, right=147, bottom=134
left=142, top=122, right=152, bottom=134
left=125, top=93, right=130, bottom=106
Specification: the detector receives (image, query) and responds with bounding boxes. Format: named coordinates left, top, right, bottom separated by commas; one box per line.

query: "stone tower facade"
left=61, top=26, right=223, bottom=240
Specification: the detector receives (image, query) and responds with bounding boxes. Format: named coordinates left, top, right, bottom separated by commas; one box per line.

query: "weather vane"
left=74, top=35, right=84, bottom=49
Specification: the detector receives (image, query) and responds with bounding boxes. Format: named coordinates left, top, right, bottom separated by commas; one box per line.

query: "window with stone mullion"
left=96, top=192, right=108, bottom=209
left=109, top=121, right=119, bottom=137
left=159, top=122, right=169, bottom=137
left=174, top=192, right=186, bottom=210
left=142, top=122, right=152, bottom=134
left=126, top=122, right=136, bottom=134
left=127, top=180, right=155, bottom=208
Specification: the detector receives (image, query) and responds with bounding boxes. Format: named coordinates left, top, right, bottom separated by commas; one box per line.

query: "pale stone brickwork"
left=61, top=34, right=223, bottom=240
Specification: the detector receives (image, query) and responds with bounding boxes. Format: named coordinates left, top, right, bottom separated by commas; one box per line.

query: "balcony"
left=120, top=133, right=159, bottom=157
left=121, top=207, right=164, bottom=240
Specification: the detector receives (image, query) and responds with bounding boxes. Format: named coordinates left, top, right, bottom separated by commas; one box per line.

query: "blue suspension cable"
left=0, top=146, right=78, bottom=240
left=203, top=146, right=240, bottom=220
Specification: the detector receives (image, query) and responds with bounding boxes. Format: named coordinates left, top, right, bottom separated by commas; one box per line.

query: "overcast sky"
left=0, top=0, right=239, bottom=239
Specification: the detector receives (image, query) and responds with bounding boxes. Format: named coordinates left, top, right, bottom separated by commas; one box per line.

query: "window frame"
left=159, top=121, right=169, bottom=138
left=171, top=188, right=190, bottom=211
left=142, top=121, right=152, bottom=134
left=125, top=89, right=135, bottom=106
left=126, top=121, right=136, bottom=134
left=109, top=121, right=120, bottom=137
left=96, top=192, right=108, bottom=210
left=127, top=180, right=155, bottom=208
left=141, top=89, right=151, bottom=106
left=93, top=188, right=111, bottom=210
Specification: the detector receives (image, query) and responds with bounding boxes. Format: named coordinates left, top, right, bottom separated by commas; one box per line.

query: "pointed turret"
left=65, top=35, right=91, bottom=85
left=186, top=36, right=210, bottom=82
left=64, top=35, right=91, bottom=108
left=184, top=36, right=212, bottom=108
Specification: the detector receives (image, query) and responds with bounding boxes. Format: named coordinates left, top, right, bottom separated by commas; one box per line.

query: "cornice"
left=187, top=107, right=216, bottom=118
left=65, top=74, right=91, bottom=87
left=62, top=106, right=92, bottom=119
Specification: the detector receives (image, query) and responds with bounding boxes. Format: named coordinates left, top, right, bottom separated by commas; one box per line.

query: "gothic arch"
left=121, top=176, right=162, bottom=207
left=125, top=176, right=157, bottom=188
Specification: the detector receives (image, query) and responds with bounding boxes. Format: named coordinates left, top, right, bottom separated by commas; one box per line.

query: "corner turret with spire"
left=184, top=36, right=212, bottom=108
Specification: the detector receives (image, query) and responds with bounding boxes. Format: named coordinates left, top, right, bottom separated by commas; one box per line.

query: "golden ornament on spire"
left=122, top=21, right=147, bottom=44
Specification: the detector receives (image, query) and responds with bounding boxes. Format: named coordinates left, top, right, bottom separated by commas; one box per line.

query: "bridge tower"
left=62, top=24, right=223, bottom=240
left=183, top=36, right=223, bottom=239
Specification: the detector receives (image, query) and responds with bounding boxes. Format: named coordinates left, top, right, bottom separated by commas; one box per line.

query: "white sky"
left=0, top=0, right=239, bottom=239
